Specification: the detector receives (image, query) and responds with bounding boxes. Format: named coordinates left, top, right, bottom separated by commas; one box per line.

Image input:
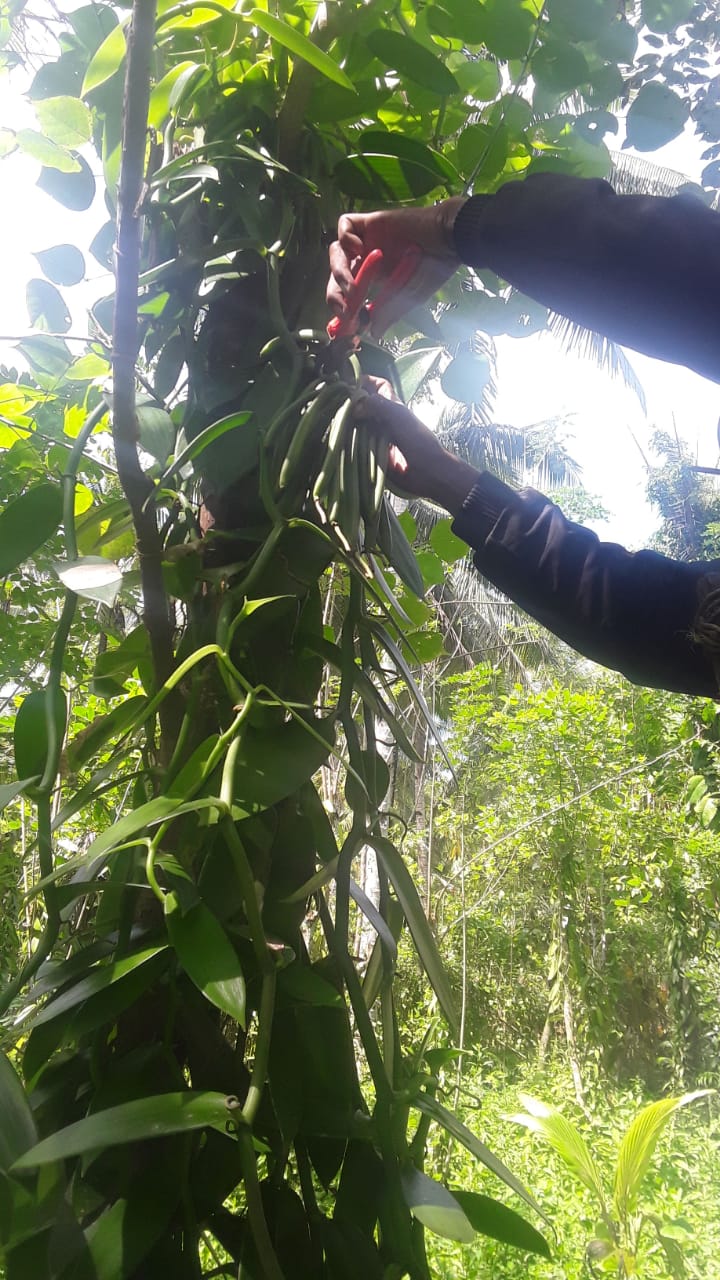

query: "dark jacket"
left=448, top=174, right=720, bottom=697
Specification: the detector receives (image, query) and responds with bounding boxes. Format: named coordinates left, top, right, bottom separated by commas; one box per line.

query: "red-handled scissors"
left=327, top=244, right=422, bottom=340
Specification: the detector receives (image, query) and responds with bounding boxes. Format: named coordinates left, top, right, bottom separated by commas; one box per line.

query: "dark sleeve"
left=451, top=471, right=720, bottom=698
left=452, top=174, right=720, bottom=385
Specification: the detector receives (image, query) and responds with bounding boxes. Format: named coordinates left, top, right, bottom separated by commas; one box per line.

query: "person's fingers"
left=359, top=374, right=397, bottom=401
left=337, top=215, right=367, bottom=265
left=327, top=240, right=355, bottom=298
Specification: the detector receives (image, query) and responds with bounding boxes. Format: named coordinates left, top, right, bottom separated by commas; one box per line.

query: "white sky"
left=0, top=44, right=718, bottom=552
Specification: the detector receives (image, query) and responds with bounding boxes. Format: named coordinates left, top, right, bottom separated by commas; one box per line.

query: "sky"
left=0, top=29, right=719, bottom=552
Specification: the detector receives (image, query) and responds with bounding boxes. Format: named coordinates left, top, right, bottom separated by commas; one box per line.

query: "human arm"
left=328, top=174, right=720, bottom=383
left=359, top=390, right=720, bottom=698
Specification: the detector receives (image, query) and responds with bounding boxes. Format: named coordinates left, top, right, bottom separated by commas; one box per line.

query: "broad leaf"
left=249, top=10, right=355, bottom=91
left=430, top=518, right=467, bottom=565
left=641, top=0, right=694, bottom=32
left=16, top=129, right=79, bottom=172
left=401, top=1166, right=475, bottom=1243
left=367, top=29, right=458, bottom=96
left=165, top=892, right=246, bottom=1027
left=625, top=82, right=689, bottom=152
left=371, top=835, right=457, bottom=1036
left=13, top=687, right=67, bottom=787
left=161, top=411, right=251, bottom=482
left=414, top=1092, right=548, bottom=1222
left=0, top=1052, right=38, bottom=1172
left=34, top=95, right=92, bottom=148
left=613, top=1090, right=712, bottom=1217
left=13, top=1092, right=237, bottom=1169
left=0, top=482, right=62, bottom=576
left=33, top=244, right=85, bottom=286
left=0, top=779, right=39, bottom=813
left=395, top=345, right=443, bottom=401
left=451, top=1189, right=551, bottom=1258
left=26, top=279, right=71, bottom=333
left=30, top=945, right=167, bottom=1027
left=55, top=556, right=123, bottom=606
left=81, top=20, right=127, bottom=95
left=37, top=153, right=96, bottom=209
left=441, top=351, right=492, bottom=404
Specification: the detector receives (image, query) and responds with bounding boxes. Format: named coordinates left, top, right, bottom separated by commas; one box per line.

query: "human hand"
left=327, top=199, right=466, bottom=337
left=357, top=378, right=479, bottom=515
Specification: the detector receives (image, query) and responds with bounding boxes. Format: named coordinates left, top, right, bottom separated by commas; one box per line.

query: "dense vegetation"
left=0, top=0, right=719, bottom=1276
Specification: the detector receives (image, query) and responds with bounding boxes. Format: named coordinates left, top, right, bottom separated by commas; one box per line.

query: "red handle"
left=327, top=248, right=385, bottom=339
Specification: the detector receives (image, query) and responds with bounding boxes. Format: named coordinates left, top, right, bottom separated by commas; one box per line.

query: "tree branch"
left=113, top=0, right=180, bottom=758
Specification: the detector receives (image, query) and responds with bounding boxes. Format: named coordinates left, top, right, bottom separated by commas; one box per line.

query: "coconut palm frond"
left=609, top=150, right=696, bottom=199
left=434, top=559, right=561, bottom=685
left=547, top=311, right=648, bottom=414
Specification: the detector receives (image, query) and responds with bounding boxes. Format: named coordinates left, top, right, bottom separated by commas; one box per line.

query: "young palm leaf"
left=612, top=1090, right=713, bottom=1219
left=509, top=1094, right=607, bottom=1213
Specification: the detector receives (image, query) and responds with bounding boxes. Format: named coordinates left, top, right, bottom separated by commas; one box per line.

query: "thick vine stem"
left=113, top=0, right=180, bottom=759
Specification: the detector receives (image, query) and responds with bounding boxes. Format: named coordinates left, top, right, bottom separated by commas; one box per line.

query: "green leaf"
left=165, top=892, right=246, bottom=1027
left=532, top=41, right=589, bottom=95
left=450, top=1190, right=551, bottom=1258
left=81, top=20, right=127, bottom=95
left=613, top=1090, right=713, bottom=1218
left=430, top=518, right=467, bottom=564
left=441, top=351, right=491, bottom=404
left=231, top=716, right=336, bottom=814
left=377, top=500, right=425, bottom=596
left=367, top=29, right=459, bottom=96
left=479, top=0, right=534, bottom=59
left=0, top=1052, right=38, bottom=1172
left=148, top=62, right=198, bottom=127
left=26, top=278, right=71, bottom=333
left=33, top=244, right=85, bottom=286
left=641, top=0, right=694, bottom=32
left=625, top=82, right=689, bottom=153
left=0, top=128, right=16, bottom=158
left=12, top=1092, right=237, bottom=1170
left=37, top=152, right=96, bottom=209
left=161, top=411, right=251, bottom=483
left=77, top=1145, right=181, bottom=1280
left=509, top=1094, right=606, bottom=1208
left=371, top=835, right=458, bottom=1036
left=34, top=95, right=92, bottom=147
left=54, top=556, right=123, bottom=606
left=30, top=945, right=167, bottom=1027
left=81, top=795, right=226, bottom=867
left=14, top=687, right=67, bottom=787
left=0, top=482, right=63, bottom=574
left=335, top=153, right=447, bottom=202
left=401, top=1166, right=475, bottom=1243
left=0, top=779, right=39, bottom=812
left=414, top=1092, right=549, bottom=1223
left=66, top=696, right=147, bottom=771
left=395, top=345, right=443, bottom=401
left=277, top=965, right=343, bottom=1008
left=249, top=9, right=355, bottom=92
left=415, top=549, right=444, bottom=588
left=405, top=629, right=444, bottom=664
left=137, top=400, right=175, bottom=464
left=452, top=56, right=501, bottom=100
left=426, top=0, right=487, bottom=46
left=15, top=129, right=79, bottom=172
left=66, top=351, right=110, bottom=381
left=16, top=334, right=72, bottom=377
